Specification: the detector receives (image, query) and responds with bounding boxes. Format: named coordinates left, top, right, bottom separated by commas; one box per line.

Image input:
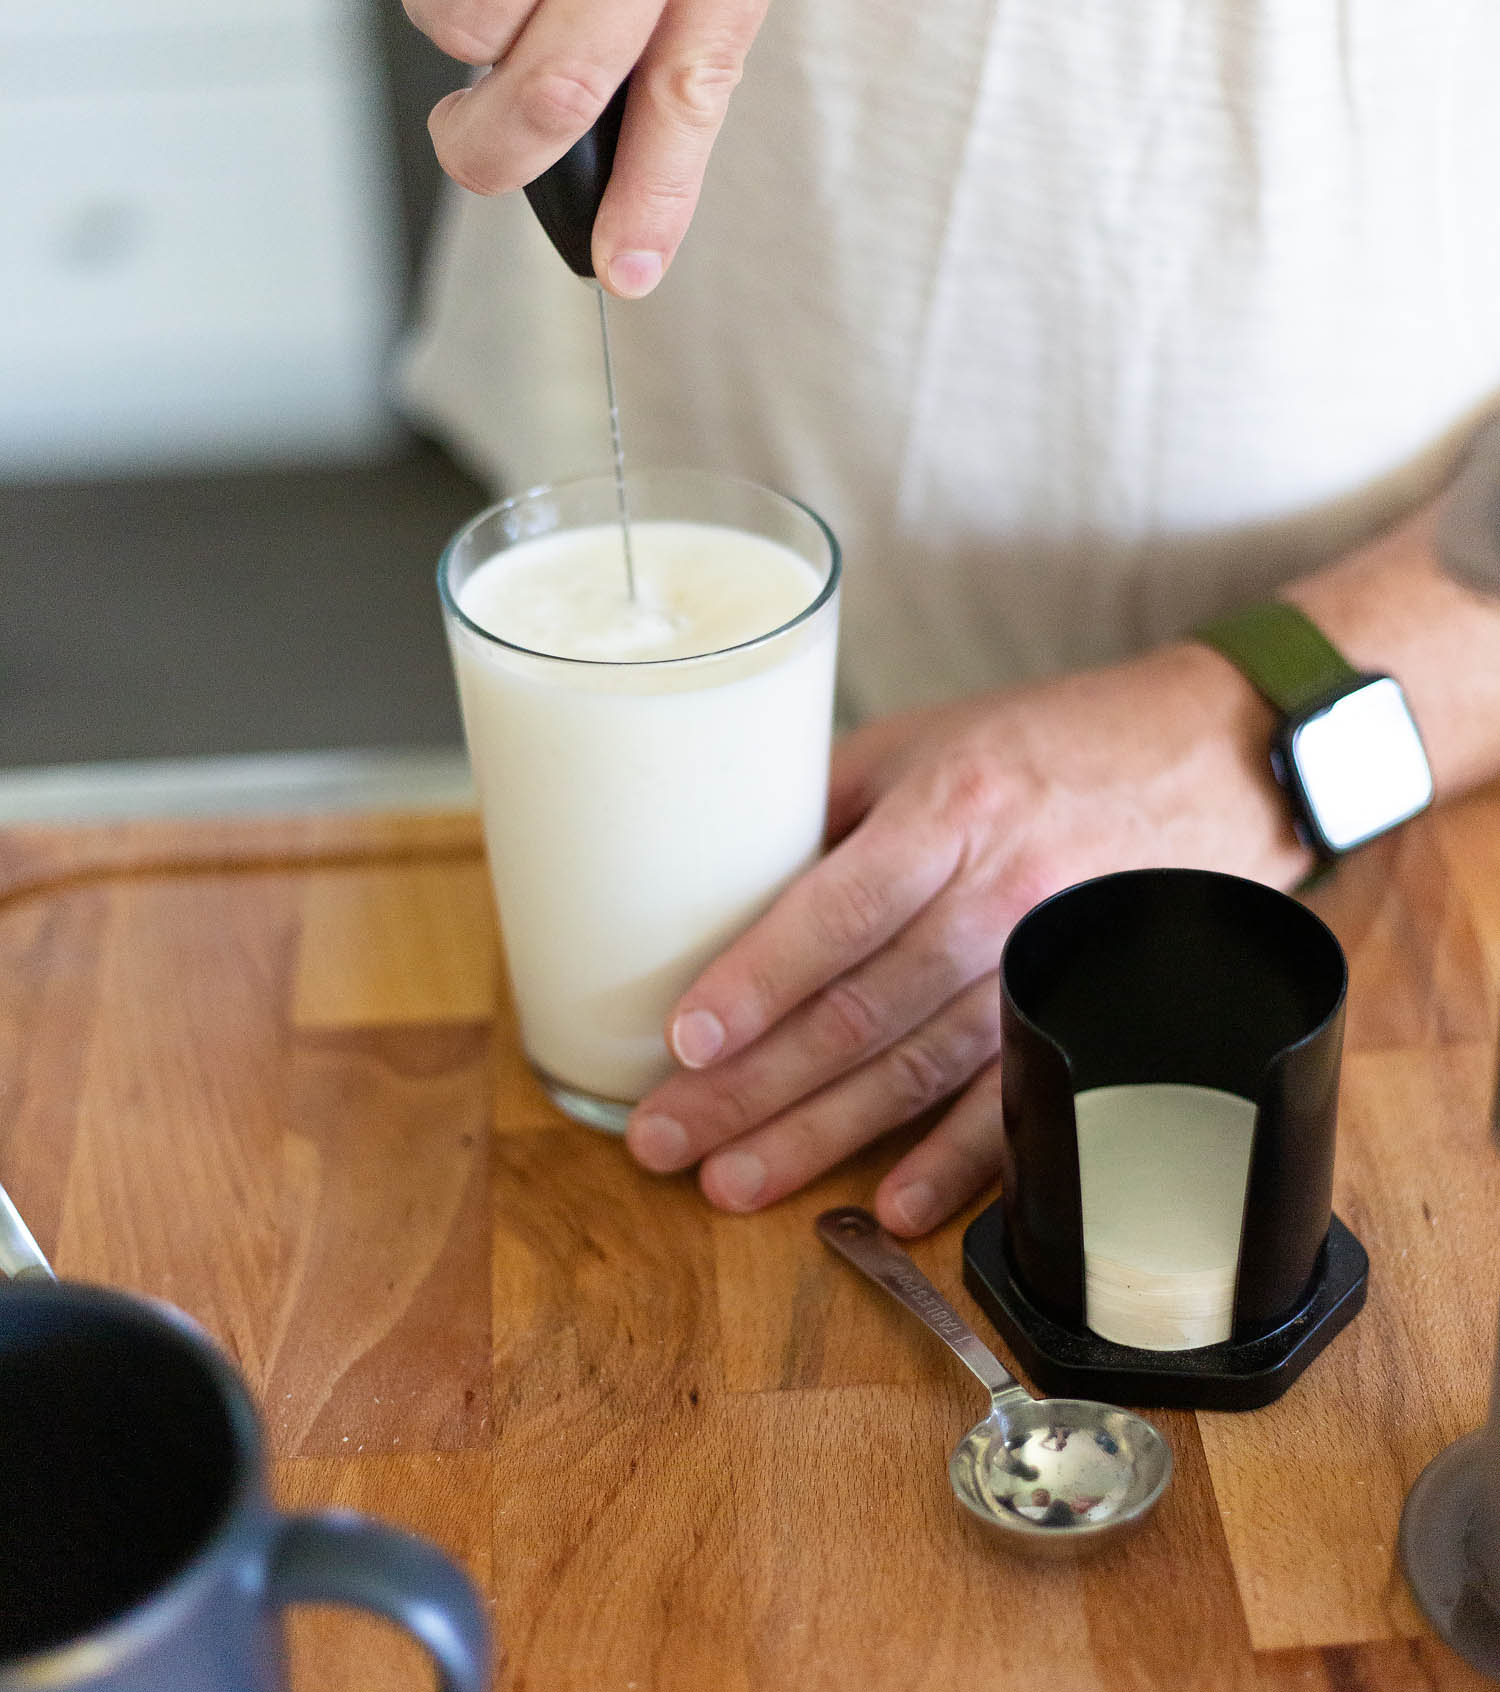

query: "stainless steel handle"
left=815, top=1207, right=1026, bottom=1402
left=0, top=1180, right=55, bottom=1281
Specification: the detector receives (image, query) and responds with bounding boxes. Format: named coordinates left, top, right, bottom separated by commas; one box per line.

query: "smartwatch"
left=1194, top=601, right=1434, bottom=859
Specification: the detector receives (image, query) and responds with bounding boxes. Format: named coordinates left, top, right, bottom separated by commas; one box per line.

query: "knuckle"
left=935, top=747, right=996, bottom=831
left=517, top=63, right=615, bottom=144
left=814, top=978, right=884, bottom=1058
left=811, top=866, right=888, bottom=955
left=649, top=52, right=743, bottom=128
left=783, top=1107, right=841, bottom=1173
left=885, top=1036, right=953, bottom=1118
left=632, top=173, right=697, bottom=216
left=697, top=1076, right=759, bottom=1141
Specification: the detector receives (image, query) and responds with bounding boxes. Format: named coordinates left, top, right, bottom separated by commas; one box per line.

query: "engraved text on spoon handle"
left=816, top=1208, right=1024, bottom=1400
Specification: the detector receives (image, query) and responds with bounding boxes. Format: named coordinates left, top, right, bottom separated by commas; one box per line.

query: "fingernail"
left=886, top=1180, right=937, bottom=1234
left=626, top=1113, right=688, bottom=1172
left=607, top=250, right=663, bottom=298
left=671, top=1008, right=725, bottom=1068
left=706, top=1149, right=765, bottom=1211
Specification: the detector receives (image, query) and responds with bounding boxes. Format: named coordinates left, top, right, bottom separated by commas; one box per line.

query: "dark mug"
left=0, top=1280, right=489, bottom=1691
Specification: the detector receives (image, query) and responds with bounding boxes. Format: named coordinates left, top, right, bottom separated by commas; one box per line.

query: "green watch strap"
left=1194, top=601, right=1359, bottom=718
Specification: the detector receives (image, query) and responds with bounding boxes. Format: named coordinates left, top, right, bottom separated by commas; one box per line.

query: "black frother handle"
left=522, top=80, right=629, bottom=278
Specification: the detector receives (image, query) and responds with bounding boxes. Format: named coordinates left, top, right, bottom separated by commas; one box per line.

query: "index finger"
left=426, top=0, right=661, bottom=200
left=665, top=803, right=963, bottom=1069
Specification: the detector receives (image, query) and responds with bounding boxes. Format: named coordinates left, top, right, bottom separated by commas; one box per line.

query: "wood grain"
left=486, top=1129, right=747, bottom=1691
left=264, top=1024, right=493, bottom=1458
left=1198, top=1041, right=1500, bottom=1650
left=0, top=884, right=106, bottom=1259
left=1436, top=787, right=1500, bottom=1007
left=711, top=1137, right=942, bottom=1394
left=51, top=874, right=297, bottom=1377
left=1307, top=816, right=1492, bottom=1052
left=3, top=783, right=1500, bottom=1690
left=292, top=862, right=499, bottom=1029
left=275, top=1453, right=494, bottom=1692
left=0, top=809, right=482, bottom=904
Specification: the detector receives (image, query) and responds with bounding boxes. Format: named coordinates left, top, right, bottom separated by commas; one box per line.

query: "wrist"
left=1192, top=600, right=1434, bottom=861
left=1158, top=640, right=1317, bottom=887
left=1281, top=503, right=1500, bottom=800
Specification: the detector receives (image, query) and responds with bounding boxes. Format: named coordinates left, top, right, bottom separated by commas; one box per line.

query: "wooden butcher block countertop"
left=2, top=786, right=1499, bottom=1692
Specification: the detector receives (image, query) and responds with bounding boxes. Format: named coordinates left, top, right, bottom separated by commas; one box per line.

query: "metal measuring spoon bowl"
left=816, top=1207, right=1172, bottom=1554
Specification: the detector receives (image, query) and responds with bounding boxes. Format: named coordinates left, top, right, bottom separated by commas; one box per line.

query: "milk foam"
left=457, top=521, right=821, bottom=661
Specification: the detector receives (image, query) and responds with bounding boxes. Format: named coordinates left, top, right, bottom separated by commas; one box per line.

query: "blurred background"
left=0, top=0, right=489, bottom=819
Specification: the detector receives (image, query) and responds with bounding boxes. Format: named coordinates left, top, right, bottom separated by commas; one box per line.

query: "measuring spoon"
left=816, top=1207, right=1171, bottom=1553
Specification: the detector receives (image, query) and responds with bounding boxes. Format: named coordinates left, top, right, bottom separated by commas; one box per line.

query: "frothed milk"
left=445, top=507, right=839, bottom=1118
left=459, top=522, right=819, bottom=663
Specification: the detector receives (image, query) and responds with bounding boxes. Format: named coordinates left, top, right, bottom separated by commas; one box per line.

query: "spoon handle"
left=816, top=1208, right=1028, bottom=1402
left=0, top=1179, right=54, bottom=1281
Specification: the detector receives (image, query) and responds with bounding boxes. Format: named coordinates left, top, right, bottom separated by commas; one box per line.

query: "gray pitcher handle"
left=269, top=1511, right=489, bottom=1692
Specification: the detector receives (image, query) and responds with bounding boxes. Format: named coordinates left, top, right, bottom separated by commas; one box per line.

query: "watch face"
left=1289, top=676, right=1434, bottom=854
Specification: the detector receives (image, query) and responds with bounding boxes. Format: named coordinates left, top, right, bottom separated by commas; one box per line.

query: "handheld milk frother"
left=523, top=82, right=637, bottom=601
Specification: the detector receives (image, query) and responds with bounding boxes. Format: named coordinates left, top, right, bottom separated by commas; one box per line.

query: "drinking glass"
left=438, top=468, right=841, bottom=1131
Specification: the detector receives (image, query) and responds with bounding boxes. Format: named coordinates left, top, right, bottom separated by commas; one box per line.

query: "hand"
left=405, top=0, right=770, bottom=295
left=624, top=641, right=1315, bottom=1234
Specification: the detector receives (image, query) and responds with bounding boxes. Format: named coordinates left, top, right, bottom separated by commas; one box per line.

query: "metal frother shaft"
left=524, top=81, right=637, bottom=600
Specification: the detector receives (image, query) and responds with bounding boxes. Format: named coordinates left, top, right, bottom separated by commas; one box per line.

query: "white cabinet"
left=0, top=0, right=403, bottom=473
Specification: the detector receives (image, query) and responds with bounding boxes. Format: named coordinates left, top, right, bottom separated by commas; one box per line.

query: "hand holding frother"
left=409, top=0, right=770, bottom=295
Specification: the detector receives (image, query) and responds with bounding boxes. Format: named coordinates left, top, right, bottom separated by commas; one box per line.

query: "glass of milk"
left=438, top=468, right=841, bottom=1132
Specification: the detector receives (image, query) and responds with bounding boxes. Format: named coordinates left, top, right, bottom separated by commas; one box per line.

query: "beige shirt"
left=400, top=0, right=1500, bottom=722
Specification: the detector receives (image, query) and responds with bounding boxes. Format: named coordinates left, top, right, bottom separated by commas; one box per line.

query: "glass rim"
left=437, top=467, right=842, bottom=669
